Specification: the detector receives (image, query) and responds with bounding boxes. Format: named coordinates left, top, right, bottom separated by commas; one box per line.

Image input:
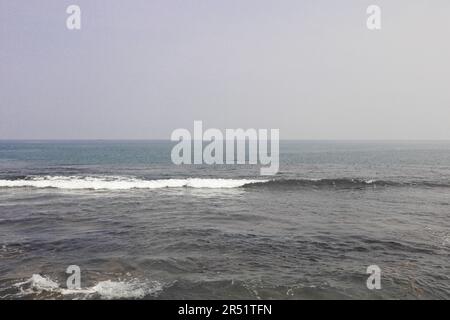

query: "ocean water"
left=0, top=141, right=449, bottom=299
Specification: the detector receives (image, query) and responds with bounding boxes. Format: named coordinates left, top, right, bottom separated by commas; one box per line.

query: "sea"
left=0, top=140, right=449, bottom=299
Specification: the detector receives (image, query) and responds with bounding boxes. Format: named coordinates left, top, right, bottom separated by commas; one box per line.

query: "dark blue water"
left=0, top=141, right=449, bottom=299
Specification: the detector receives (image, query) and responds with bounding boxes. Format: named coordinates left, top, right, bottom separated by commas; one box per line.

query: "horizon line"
left=1, top=139, right=450, bottom=142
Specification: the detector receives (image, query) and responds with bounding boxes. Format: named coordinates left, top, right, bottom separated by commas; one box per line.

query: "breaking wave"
left=0, top=176, right=267, bottom=190
left=0, top=176, right=448, bottom=191
left=11, top=274, right=163, bottom=299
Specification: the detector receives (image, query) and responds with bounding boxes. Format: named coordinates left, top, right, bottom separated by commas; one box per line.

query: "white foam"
left=13, top=274, right=163, bottom=299
left=14, top=274, right=59, bottom=295
left=84, top=279, right=160, bottom=299
left=0, top=176, right=267, bottom=190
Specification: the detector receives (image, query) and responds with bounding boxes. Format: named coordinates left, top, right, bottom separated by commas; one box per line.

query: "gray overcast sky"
left=1, top=0, right=449, bottom=139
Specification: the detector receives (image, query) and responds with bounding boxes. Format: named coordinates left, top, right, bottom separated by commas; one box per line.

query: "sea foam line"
left=0, top=176, right=268, bottom=190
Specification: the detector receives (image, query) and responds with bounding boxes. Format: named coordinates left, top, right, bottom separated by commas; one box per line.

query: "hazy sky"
left=1, top=0, right=449, bottom=139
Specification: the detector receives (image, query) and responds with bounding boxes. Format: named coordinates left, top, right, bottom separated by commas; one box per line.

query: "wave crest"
left=1, top=176, right=447, bottom=191
left=243, top=178, right=389, bottom=189
left=0, top=176, right=267, bottom=190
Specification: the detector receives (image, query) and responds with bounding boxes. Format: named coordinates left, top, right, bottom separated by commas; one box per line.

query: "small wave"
left=243, top=178, right=394, bottom=189
left=0, top=176, right=267, bottom=190
left=249, top=178, right=450, bottom=189
left=12, top=274, right=162, bottom=299
left=0, top=244, right=25, bottom=259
